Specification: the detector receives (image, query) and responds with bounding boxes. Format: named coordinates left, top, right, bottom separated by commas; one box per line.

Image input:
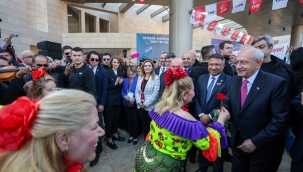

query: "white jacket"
left=135, top=75, right=160, bottom=111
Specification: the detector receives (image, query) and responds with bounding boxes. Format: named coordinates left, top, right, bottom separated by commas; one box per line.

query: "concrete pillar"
left=169, top=0, right=193, bottom=57
left=290, top=25, right=303, bottom=47
left=81, top=10, right=85, bottom=33
left=96, top=17, right=100, bottom=33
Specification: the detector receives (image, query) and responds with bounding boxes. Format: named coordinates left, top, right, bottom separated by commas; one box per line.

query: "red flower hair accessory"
left=164, top=67, right=188, bottom=88
left=0, top=97, right=39, bottom=152
left=32, top=68, right=48, bottom=80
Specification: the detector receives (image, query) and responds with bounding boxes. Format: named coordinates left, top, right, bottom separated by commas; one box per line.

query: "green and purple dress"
left=134, top=109, right=227, bottom=172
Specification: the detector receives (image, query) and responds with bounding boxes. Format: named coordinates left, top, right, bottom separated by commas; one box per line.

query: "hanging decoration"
left=249, top=0, right=263, bottom=13
left=218, top=0, right=231, bottom=16
left=232, top=0, right=247, bottom=13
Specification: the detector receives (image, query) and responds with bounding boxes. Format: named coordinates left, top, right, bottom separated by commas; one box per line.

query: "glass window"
left=67, top=6, right=81, bottom=33
left=85, top=13, right=96, bottom=33
left=99, top=18, right=109, bottom=33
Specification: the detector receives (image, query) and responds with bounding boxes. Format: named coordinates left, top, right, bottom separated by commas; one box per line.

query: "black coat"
left=223, top=57, right=235, bottom=77
left=290, top=90, right=303, bottom=162
left=62, top=63, right=96, bottom=95
left=269, top=55, right=296, bottom=98
left=189, top=62, right=209, bottom=86
left=0, top=77, right=26, bottom=105
left=106, top=69, right=124, bottom=105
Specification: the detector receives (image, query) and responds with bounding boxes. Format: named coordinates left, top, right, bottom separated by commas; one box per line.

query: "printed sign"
left=136, top=33, right=169, bottom=60
left=270, top=43, right=288, bottom=60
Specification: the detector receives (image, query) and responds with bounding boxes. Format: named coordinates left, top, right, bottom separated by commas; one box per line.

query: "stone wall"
left=0, top=0, right=67, bottom=57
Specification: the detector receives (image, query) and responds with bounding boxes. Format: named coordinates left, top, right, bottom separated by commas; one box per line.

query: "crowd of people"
left=0, top=33, right=303, bottom=172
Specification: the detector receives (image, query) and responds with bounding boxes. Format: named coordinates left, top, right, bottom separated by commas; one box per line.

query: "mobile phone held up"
left=66, top=56, right=72, bottom=64
left=12, top=34, right=18, bottom=38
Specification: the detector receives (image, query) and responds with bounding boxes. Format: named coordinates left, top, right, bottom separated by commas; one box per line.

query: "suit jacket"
left=223, top=70, right=290, bottom=149
left=158, top=72, right=166, bottom=99
left=94, top=66, right=108, bottom=106
left=121, top=76, right=138, bottom=105
left=106, top=69, right=124, bottom=105
left=0, top=77, right=26, bottom=105
left=195, top=73, right=231, bottom=118
left=135, top=75, right=160, bottom=111
left=184, top=65, right=193, bottom=76
left=154, top=66, right=160, bottom=75
left=289, top=90, right=303, bottom=162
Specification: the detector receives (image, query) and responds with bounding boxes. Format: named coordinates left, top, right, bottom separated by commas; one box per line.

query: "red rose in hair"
left=0, top=97, right=39, bottom=152
left=32, top=68, right=48, bottom=80
left=164, top=67, right=188, bottom=88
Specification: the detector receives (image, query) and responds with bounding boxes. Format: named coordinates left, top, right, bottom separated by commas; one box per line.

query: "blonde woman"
left=27, top=68, right=57, bottom=100
left=0, top=89, right=104, bottom=172
left=135, top=60, right=160, bottom=138
left=134, top=67, right=230, bottom=172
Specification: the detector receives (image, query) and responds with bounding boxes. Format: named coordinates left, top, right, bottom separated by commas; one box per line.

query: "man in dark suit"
left=158, top=53, right=176, bottom=99
left=154, top=52, right=167, bottom=76
left=182, top=52, right=193, bottom=75
left=194, top=54, right=231, bottom=172
left=290, top=91, right=303, bottom=171
left=86, top=51, right=108, bottom=167
left=219, top=41, right=236, bottom=76
left=223, top=48, right=290, bottom=172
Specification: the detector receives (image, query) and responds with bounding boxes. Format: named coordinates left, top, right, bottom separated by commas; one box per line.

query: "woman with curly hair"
left=134, top=67, right=230, bottom=172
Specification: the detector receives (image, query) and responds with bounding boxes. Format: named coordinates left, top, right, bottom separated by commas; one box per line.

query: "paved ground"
left=85, top=129, right=291, bottom=172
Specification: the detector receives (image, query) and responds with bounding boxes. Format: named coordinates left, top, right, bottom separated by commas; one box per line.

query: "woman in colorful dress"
left=0, top=89, right=105, bottom=172
left=134, top=67, right=230, bottom=172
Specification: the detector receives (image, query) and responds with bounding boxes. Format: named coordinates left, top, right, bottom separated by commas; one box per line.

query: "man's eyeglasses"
left=36, top=64, right=49, bottom=67
left=65, top=52, right=71, bottom=55
left=103, top=58, right=110, bottom=61
left=90, top=58, right=99, bottom=62
left=25, top=55, right=33, bottom=58
left=153, top=61, right=157, bottom=64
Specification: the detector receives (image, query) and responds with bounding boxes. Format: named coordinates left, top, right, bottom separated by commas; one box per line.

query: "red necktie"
left=241, top=80, right=248, bottom=107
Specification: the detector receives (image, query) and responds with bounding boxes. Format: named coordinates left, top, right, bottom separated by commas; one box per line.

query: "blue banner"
left=136, top=33, right=169, bottom=60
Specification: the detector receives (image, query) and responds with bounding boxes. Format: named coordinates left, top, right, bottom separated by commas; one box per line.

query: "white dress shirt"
left=242, top=70, right=259, bottom=94
left=159, top=66, right=166, bottom=76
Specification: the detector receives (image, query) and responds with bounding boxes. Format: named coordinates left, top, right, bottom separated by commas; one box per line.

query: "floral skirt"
left=134, top=141, right=185, bottom=172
